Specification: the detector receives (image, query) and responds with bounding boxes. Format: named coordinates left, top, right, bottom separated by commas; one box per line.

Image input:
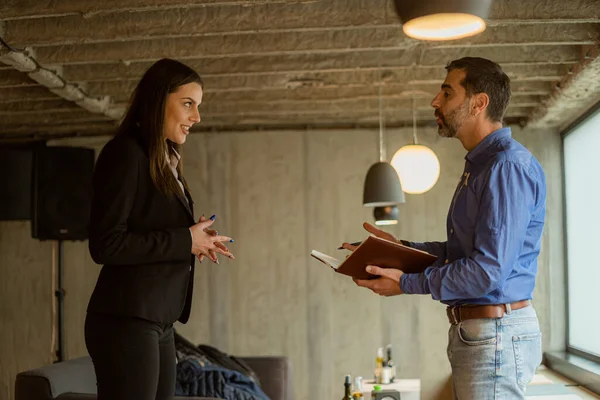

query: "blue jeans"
left=447, top=305, right=542, bottom=399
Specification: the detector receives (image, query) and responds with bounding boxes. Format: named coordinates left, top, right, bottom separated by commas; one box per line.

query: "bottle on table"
left=342, top=374, right=353, bottom=400
left=386, top=344, right=396, bottom=383
left=352, top=376, right=365, bottom=400
left=374, top=347, right=384, bottom=383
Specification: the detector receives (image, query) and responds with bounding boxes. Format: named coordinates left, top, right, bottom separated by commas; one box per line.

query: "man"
left=345, top=57, right=546, bottom=399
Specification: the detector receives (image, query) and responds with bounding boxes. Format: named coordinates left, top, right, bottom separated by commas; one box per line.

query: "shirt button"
left=450, top=228, right=454, bottom=234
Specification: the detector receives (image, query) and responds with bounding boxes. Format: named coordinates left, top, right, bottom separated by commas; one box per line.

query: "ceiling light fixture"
left=394, top=0, right=493, bottom=41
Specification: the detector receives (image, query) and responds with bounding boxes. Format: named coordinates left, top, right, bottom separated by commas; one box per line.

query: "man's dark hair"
left=446, top=57, right=511, bottom=123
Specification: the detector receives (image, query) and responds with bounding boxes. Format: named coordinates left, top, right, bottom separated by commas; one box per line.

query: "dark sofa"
left=15, top=355, right=293, bottom=400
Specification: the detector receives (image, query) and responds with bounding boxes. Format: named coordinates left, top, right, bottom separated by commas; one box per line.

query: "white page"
left=310, top=250, right=342, bottom=269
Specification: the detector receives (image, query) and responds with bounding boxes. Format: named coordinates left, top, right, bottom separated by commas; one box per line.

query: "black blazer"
left=87, top=133, right=196, bottom=324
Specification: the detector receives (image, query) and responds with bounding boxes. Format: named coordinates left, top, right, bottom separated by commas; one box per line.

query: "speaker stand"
left=54, top=240, right=65, bottom=363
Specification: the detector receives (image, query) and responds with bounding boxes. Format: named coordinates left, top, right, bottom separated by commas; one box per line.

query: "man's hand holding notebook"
left=311, top=225, right=437, bottom=280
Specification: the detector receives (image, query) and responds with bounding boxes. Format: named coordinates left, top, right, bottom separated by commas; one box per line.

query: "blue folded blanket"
left=175, top=358, right=270, bottom=400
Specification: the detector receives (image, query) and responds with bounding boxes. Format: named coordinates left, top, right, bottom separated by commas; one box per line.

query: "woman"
left=85, top=58, right=234, bottom=400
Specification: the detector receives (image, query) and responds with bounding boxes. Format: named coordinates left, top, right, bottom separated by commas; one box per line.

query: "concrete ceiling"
left=1, top=0, right=599, bottom=142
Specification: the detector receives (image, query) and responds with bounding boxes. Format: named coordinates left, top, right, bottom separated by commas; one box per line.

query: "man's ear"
left=471, top=92, right=489, bottom=117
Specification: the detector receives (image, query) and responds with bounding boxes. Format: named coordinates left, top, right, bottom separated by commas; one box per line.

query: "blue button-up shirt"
left=400, top=127, right=546, bottom=305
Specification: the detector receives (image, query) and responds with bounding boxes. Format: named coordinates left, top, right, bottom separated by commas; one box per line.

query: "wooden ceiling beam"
left=0, top=95, right=541, bottom=117
left=2, top=0, right=598, bottom=24
left=75, top=67, right=562, bottom=96
left=59, top=61, right=574, bottom=84
left=0, top=86, right=59, bottom=103
left=0, top=99, right=81, bottom=112
left=1, top=0, right=393, bottom=46
left=4, top=2, right=598, bottom=48
left=0, top=0, right=322, bottom=20
left=0, top=112, right=530, bottom=142
left=6, top=25, right=592, bottom=67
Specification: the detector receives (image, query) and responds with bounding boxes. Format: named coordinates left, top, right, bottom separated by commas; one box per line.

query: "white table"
left=360, top=379, right=420, bottom=400
left=355, top=372, right=595, bottom=400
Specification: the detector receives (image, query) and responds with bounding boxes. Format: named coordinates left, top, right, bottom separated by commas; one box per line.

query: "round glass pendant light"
left=391, top=145, right=440, bottom=194
left=390, top=99, right=440, bottom=194
left=394, top=0, right=492, bottom=41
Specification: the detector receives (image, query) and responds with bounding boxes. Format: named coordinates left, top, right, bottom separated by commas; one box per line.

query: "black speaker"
left=31, top=146, right=95, bottom=240
left=0, top=148, right=33, bottom=221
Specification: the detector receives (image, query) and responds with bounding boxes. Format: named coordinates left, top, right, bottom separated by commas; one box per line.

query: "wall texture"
left=0, top=125, right=564, bottom=400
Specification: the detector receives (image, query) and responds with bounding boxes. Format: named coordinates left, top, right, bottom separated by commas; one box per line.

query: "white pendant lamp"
left=394, top=0, right=492, bottom=41
left=391, top=99, right=440, bottom=195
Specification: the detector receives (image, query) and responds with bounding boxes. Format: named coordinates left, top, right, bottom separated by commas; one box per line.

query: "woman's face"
left=163, top=82, right=203, bottom=144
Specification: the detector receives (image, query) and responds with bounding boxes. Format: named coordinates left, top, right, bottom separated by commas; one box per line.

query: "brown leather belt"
left=446, top=300, right=530, bottom=325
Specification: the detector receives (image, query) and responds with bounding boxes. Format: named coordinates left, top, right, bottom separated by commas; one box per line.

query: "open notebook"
left=311, top=235, right=437, bottom=280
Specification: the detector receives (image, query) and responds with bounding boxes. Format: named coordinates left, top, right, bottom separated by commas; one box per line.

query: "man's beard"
left=436, top=101, right=470, bottom=138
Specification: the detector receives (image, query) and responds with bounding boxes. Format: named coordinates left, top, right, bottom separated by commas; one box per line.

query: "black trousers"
left=85, top=312, right=176, bottom=400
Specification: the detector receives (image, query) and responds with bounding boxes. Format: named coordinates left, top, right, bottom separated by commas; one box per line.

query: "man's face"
left=430, top=69, right=471, bottom=138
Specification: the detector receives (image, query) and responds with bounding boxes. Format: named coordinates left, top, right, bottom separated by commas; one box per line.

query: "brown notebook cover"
left=311, top=235, right=437, bottom=280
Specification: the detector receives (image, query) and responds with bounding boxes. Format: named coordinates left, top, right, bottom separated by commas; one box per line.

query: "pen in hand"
left=337, top=241, right=362, bottom=250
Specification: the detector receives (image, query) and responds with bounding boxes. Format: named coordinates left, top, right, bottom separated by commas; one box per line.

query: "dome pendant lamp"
left=363, top=71, right=405, bottom=225
left=394, top=0, right=493, bottom=41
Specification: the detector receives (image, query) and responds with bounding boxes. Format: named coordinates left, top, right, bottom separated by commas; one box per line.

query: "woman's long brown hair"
left=117, top=58, right=203, bottom=197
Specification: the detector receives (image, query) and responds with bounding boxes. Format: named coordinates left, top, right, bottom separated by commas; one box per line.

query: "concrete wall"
left=0, top=126, right=564, bottom=400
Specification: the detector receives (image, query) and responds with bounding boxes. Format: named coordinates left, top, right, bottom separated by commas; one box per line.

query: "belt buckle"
left=447, top=306, right=461, bottom=325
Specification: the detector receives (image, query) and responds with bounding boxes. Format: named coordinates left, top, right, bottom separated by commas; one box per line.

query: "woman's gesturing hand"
left=190, top=215, right=234, bottom=264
